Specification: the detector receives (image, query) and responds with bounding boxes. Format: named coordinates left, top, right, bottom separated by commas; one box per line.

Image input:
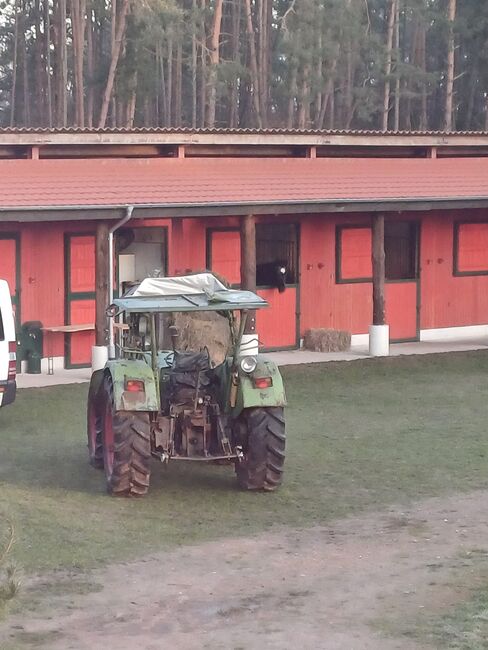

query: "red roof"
left=1, top=157, right=488, bottom=210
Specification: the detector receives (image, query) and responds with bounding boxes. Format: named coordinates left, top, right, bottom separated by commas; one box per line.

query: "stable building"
left=1, top=128, right=488, bottom=370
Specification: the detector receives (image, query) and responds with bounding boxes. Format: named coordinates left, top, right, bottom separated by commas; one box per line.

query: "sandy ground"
left=5, top=490, right=488, bottom=650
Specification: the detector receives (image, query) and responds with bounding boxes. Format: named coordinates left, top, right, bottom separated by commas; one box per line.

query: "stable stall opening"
left=256, top=223, right=299, bottom=291
left=255, top=223, right=299, bottom=350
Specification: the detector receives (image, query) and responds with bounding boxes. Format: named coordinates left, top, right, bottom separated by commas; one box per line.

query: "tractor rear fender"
left=233, top=357, right=286, bottom=416
left=103, top=360, right=160, bottom=412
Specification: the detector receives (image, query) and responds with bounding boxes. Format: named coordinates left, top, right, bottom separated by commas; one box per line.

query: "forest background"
left=0, top=0, right=485, bottom=132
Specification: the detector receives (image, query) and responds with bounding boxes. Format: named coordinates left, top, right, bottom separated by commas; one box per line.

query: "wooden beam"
left=240, top=214, right=256, bottom=334
left=3, top=131, right=488, bottom=149
left=95, top=221, right=110, bottom=346
left=372, top=213, right=386, bottom=326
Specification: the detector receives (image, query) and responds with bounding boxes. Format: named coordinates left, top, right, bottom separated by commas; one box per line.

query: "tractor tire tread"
left=103, top=378, right=152, bottom=498
left=236, top=407, right=286, bottom=491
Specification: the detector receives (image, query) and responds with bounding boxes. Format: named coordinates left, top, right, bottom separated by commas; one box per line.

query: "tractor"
left=87, top=273, right=286, bottom=496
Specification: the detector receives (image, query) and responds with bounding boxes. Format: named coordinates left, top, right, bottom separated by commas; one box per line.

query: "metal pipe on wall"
left=108, top=205, right=134, bottom=358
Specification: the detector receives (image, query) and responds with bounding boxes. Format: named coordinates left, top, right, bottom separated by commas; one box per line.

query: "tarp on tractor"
left=113, top=273, right=267, bottom=313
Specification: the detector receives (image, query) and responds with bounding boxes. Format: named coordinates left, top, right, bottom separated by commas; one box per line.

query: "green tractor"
left=87, top=273, right=286, bottom=496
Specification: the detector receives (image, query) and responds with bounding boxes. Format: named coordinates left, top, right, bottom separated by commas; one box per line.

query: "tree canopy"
left=0, top=0, right=485, bottom=131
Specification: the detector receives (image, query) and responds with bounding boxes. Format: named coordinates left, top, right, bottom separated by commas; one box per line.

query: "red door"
left=207, top=229, right=241, bottom=286
left=65, top=234, right=96, bottom=367
left=0, top=235, right=20, bottom=318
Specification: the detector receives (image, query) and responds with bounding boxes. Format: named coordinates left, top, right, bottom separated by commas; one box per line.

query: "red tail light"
left=253, top=377, right=273, bottom=389
left=8, top=341, right=16, bottom=380
left=125, top=379, right=145, bottom=392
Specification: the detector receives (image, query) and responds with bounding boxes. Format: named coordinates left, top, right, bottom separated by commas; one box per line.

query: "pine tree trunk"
left=34, top=0, right=45, bottom=125
left=199, top=0, right=206, bottom=127
left=45, top=0, right=53, bottom=127
left=22, top=4, right=30, bottom=126
left=229, top=0, right=241, bottom=127
left=444, top=0, right=456, bottom=131
left=207, top=0, right=223, bottom=127
left=191, top=0, right=198, bottom=128
left=71, top=0, right=87, bottom=127
left=175, top=39, right=183, bottom=126
left=10, top=0, right=19, bottom=127
left=86, top=2, right=94, bottom=127
left=393, top=0, right=400, bottom=131
left=167, top=33, right=173, bottom=126
left=56, top=0, right=68, bottom=127
left=382, top=0, right=396, bottom=132
left=287, top=63, right=297, bottom=128
left=98, top=0, right=130, bottom=128
left=244, top=0, right=262, bottom=127
left=297, top=64, right=311, bottom=129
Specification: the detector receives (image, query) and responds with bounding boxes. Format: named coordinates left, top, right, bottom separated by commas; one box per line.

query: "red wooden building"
left=1, top=128, right=488, bottom=369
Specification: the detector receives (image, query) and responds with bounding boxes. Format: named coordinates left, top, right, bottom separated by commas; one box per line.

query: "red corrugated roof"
left=2, top=127, right=488, bottom=135
left=1, top=157, right=488, bottom=209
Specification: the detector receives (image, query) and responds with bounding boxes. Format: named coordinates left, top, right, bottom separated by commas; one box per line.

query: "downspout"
left=108, top=205, right=134, bottom=358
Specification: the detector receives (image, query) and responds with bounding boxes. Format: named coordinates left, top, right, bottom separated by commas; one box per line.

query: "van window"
left=0, top=310, right=4, bottom=341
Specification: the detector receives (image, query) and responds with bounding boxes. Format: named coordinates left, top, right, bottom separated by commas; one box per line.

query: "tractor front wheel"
left=235, top=407, right=286, bottom=491
left=102, top=377, right=152, bottom=497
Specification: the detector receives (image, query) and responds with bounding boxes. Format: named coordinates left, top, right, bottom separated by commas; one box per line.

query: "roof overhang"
left=2, top=197, right=488, bottom=223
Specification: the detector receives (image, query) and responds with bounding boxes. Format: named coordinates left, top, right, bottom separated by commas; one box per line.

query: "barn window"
left=384, top=222, right=418, bottom=280
left=454, top=222, right=488, bottom=275
left=336, top=226, right=372, bottom=282
left=256, top=224, right=298, bottom=288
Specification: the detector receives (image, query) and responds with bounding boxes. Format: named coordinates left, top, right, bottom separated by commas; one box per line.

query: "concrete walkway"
left=15, top=337, right=488, bottom=389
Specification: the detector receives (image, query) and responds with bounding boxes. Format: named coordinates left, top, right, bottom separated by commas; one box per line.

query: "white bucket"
left=91, top=345, right=109, bottom=372
left=239, top=333, right=259, bottom=357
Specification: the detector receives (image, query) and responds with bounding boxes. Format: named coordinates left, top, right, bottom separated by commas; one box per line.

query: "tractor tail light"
left=8, top=341, right=16, bottom=380
left=253, top=377, right=273, bottom=389
left=125, top=379, right=145, bottom=392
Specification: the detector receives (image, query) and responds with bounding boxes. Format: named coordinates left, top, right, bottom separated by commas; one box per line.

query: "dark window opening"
left=0, top=311, right=4, bottom=341
left=256, top=224, right=298, bottom=289
left=385, top=222, right=418, bottom=280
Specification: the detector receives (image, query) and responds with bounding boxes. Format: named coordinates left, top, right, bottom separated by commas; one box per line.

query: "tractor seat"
left=168, top=350, right=213, bottom=404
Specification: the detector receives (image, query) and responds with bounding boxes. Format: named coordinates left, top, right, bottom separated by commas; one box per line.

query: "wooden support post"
left=171, top=219, right=185, bottom=275
left=372, top=213, right=386, bottom=326
left=240, top=214, right=256, bottom=334
left=95, top=221, right=110, bottom=346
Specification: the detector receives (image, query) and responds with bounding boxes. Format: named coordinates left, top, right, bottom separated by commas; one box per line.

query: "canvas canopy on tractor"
left=87, top=272, right=286, bottom=498
left=112, top=272, right=268, bottom=313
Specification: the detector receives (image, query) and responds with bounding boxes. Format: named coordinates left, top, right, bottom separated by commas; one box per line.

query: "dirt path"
left=5, top=490, right=488, bottom=650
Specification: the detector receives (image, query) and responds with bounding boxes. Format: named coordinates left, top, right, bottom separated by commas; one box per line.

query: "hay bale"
left=172, top=311, right=232, bottom=365
left=303, top=328, right=351, bottom=352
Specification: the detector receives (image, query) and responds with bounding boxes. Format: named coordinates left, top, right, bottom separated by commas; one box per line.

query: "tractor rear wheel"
left=87, top=382, right=104, bottom=469
left=102, top=377, right=152, bottom=497
left=235, top=407, right=286, bottom=491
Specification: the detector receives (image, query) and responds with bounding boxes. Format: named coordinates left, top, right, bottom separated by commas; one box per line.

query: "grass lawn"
left=1, top=351, right=488, bottom=573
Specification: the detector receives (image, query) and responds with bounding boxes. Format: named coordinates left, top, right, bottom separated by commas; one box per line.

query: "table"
left=42, top=324, right=95, bottom=374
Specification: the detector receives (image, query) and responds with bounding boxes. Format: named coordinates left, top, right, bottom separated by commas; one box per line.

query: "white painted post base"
left=239, top=333, right=259, bottom=356
left=369, top=324, right=390, bottom=357
left=92, top=345, right=109, bottom=372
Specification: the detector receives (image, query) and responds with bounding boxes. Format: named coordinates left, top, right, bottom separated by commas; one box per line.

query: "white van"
left=0, top=280, right=16, bottom=407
